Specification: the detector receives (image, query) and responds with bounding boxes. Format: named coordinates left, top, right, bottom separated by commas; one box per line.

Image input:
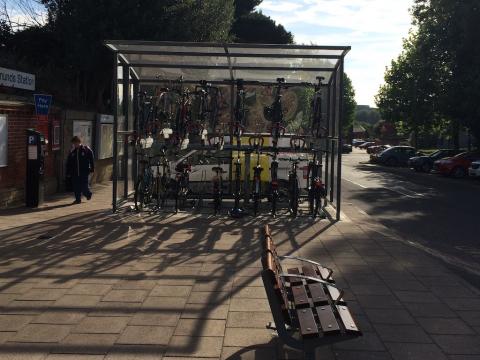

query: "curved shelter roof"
left=105, top=41, right=350, bottom=85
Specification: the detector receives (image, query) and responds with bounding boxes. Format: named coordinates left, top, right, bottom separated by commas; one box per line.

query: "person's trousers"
left=72, top=175, right=92, bottom=202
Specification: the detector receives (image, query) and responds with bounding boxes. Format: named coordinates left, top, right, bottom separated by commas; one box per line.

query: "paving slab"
left=1, top=183, right=479, bottom=359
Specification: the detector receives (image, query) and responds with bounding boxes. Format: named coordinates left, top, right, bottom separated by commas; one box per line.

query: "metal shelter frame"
left=105, top=40, right=350, bottom=220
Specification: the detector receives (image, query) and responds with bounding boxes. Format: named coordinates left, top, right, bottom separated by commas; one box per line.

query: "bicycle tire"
left=290, top=178, right=299, bottom=217
left=271, top=192, right=277, bottom=217
left=134, top=179, right=145, bottom=212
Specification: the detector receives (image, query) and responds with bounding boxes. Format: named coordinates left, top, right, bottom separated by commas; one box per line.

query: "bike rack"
left=106, top=41, right=349, bottom=220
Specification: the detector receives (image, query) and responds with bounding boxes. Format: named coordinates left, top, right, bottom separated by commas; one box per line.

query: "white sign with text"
left=0, top=67, right=35, bottom=91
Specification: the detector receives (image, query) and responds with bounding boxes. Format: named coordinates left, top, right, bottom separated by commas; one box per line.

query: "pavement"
left=342, top=148, right=480, bottom=287
left=0, top=182, right=479, bottom=359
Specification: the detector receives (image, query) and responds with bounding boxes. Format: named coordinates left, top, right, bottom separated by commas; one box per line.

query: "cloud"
left=259, top=0, right=414, bottom=106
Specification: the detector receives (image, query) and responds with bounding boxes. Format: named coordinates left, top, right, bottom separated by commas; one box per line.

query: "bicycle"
left=311, top=76, right=326, bottom=139
left=249, top=135, right=264, bottom=217
left=229, top=79, right=248, bottom=218
left=264, top=78, right=286, bottom=148
left=269, top=151, right=280, bottom=218
left=134, top=154, right=155, bottom=212
left=307, top=152, right=327, bottom=219
left=288, top=136, right=306, bottom=217
left=212, top=161, right=227, bottom=216
left=154, top=149, right=171, bottom=210
left=174, top=158, right=192, bottom=213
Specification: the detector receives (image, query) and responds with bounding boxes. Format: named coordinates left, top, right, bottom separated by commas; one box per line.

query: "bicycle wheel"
left=291, top=178, right=299, bottom=217
left=134, top=179, right=145, bottom=212
left=308, top=187, right=314, bottom=215
left=271, top=191, right=277, bottom=218
left=312, top=189, right=321, bottom=219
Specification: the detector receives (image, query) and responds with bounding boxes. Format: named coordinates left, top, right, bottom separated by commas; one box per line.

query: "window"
left=0, top=114, right=7, bottom=167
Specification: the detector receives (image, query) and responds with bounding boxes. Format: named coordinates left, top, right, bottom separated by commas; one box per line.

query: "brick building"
left=0, top=100, right=62, bottom=206
left=0, top=67, right=113, bottom=208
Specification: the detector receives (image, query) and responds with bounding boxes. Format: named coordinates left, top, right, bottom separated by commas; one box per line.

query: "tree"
left=343, top=73, right=356, bottom=137
left=231, top=1, right=293, bottom=44
left=7, top=0, right=235, bottom=110
left=375, top=33, right=439, bottom=147
left=415, top=0, right=480, bottom=147
left=378, top=0, right=480, bottom=147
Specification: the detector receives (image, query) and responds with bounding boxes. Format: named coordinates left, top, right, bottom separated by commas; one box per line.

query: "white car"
left=469, top=161, right=480, bottom=177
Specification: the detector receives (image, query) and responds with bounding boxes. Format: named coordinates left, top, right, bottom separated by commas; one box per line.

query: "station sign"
left=0, top=67, right=35, bottom=91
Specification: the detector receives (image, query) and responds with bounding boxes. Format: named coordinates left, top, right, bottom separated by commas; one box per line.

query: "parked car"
left=342, top=144, right=352, bottom=153
left=408, top=149, right=462, bottom=173
left=359, top=141, right=375, bottom=149
left=367, top=145, right=390, bottom=154
left=353, top=139, right=366, bottom=147
left=376, top=146, right=418, bottom=166
left=469, top=161, right=480, bottom=178
left=433, top=151, right=480, bottom=178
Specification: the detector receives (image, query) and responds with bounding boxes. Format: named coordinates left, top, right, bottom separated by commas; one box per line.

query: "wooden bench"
left=261, top=225, right=361, bottom=359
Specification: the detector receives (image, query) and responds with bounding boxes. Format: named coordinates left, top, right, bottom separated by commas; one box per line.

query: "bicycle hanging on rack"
left=311, top=76, right=326, bottom=139
left=230, top=79, right=247, bottom=218
left=249, top=135, right=264, bottom=217
left=269, top=151, right=280, bottom=218
left=288, top=136, right=306, bottom=217
left=264, top=78, right=286, bottom=148
left=307, top=151, right=327, bottom=219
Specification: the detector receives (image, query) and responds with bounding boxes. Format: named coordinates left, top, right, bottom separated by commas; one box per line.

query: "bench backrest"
left=262, top=225, right=292, bottom=324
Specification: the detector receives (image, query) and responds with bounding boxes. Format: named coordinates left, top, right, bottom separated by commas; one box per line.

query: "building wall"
left=0, top=102, right=60, bottom=207
left=0, top=104, right=113, bottom=208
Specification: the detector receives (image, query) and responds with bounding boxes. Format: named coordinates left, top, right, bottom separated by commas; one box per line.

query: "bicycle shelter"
left=105, top=41, right=350, bottom=220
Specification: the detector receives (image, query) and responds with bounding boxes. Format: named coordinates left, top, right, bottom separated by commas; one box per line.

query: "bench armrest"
left=278, top=255, right=333, bottom=280
left=279, top=273, right=344, bottom=304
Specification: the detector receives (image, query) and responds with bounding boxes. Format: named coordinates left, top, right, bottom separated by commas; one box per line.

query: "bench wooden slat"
left=316, top=305, right=341, bottom=334
left=287, top=268, right=303, bottom=286
left=318, top=266, right=333, bottom=281
left=296, top=308, right=319, bottom=338
left=327, top=285, right=344, bottom=304
left=302, top=265, right=318, bottom=280
left=336, top=305, right=360, bottom=333
left=291, top=284, right=310, bottom=308
left=308, top=283, right=329, bottom=305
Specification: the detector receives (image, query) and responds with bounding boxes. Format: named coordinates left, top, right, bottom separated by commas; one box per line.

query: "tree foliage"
left=4, top=0, right=235, bottom=109
left=231, top=1, right=293, bottom=44
left=376, top=0, right=480, bottom=147
left=343, top=73, right=356, bottom=137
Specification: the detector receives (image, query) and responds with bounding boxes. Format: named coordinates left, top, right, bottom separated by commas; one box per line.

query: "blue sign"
left=34, top=94, right=52, bottom=116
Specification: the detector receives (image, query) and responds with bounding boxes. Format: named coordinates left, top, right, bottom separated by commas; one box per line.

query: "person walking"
left=66, top=136, right=94, bottom=204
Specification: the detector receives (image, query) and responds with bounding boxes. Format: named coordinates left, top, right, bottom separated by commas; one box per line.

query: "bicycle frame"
left=270, top=152, right=279, bottom=218
left=307, top=152, right=326, bottom=218
left=250, top=136, right=264, bottom=217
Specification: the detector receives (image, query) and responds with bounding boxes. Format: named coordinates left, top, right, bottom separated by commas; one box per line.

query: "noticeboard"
left=73, top=120, right=93, bottom=148
left=96, top=114, right=114, bottom=160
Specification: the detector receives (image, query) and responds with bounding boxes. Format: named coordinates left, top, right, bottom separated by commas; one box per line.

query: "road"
left=341, top=148, right=480, bottom=286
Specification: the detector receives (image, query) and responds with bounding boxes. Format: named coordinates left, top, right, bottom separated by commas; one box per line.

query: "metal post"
left=112, top=53, right=119, bottom=212
left=132, top=80, right=139, bottom=186
left=123, top=65, right=130, bottom=198
left=330, top=74, right=337, bottom=204
left=336, top=59, right=345, bottom=221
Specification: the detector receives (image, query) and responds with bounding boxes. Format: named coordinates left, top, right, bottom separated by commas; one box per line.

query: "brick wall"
left=0, top=102, right=60, bottom=207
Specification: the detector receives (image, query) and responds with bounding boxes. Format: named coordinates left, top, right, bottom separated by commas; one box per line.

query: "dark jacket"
left=66, top=145, right=94, bottom=177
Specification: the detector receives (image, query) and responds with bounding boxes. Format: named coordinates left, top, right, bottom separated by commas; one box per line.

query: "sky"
left=258, top=0, right=415, bottom=106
